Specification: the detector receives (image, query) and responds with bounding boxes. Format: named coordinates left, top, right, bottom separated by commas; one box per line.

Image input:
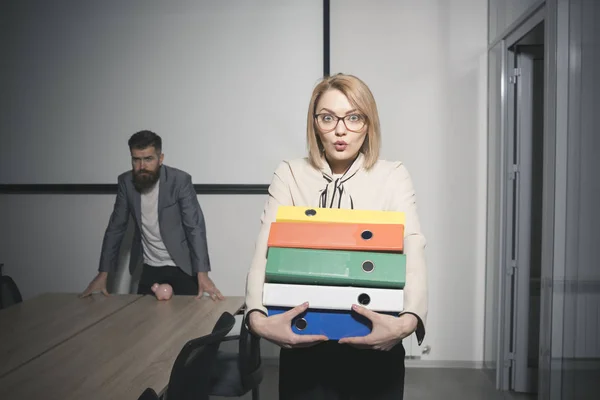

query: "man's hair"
left=128, top=130, right=162, bottom=153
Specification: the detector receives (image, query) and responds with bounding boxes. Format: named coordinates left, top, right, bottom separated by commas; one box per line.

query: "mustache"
left=134, top=169, right=159, bottom=180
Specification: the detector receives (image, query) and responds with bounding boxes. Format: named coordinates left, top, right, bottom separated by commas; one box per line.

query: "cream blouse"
left=244, top=153, right=428, bottom=343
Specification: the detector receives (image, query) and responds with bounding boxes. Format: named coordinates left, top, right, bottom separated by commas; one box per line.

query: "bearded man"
left=80, top=130, right=223, bottom=300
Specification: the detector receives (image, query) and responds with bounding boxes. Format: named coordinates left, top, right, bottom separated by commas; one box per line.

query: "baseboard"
left=261, top=356, right=484, bottom=369
left=405, top=359, right=485, bottom=369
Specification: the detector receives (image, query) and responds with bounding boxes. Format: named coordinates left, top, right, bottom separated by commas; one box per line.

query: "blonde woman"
left=245, top=73, right=428, bottom=399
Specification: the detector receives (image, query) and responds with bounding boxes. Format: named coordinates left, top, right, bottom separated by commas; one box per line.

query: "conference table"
left=0, top=292, right=245, bottom=399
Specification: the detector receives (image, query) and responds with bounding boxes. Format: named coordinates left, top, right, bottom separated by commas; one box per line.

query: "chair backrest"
left=238, top=314, right=263, bottom=390
left=0, top=264, right=23, bottom=310
left=137, top=388, right=159, bottom=400
left=166, top=311, right=236, bottom=400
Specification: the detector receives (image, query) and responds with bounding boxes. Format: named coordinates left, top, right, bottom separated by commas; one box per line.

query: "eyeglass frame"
left=314, top=113, right=368, bottom=133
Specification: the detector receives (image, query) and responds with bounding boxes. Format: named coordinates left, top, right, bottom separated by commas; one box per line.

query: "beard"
left=132, top=166, right=160, bottom=192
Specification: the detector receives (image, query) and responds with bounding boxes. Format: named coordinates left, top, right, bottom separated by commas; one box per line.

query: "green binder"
left=265, top=247, right=406, bottom=288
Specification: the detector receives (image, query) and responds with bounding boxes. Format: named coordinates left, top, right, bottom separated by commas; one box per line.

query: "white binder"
left=262, top=283, right=404, bottom=312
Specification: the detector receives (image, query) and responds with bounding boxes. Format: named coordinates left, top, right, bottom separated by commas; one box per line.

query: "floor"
left=210, top=364, right=538, bottom=400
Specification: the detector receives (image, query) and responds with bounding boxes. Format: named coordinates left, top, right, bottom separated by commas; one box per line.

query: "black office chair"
left=0, top=263, right=23, bottom=310
left=137, top=388, right=159, bottom=400
left=145, top=311, right=236, bottom=400
left=208, top=311, right=263, bottom=400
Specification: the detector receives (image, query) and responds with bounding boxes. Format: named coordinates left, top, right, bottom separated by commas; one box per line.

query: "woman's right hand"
left=249, top=302, right=328, bottom=348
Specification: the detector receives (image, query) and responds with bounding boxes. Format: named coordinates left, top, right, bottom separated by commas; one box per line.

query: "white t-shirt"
left=140, top=181, right=176, bottom=266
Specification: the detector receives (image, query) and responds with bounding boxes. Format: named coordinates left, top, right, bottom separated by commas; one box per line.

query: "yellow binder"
left=275, top=206, right=405, bottom=225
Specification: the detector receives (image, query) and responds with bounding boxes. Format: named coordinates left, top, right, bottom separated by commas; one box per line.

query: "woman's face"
left=314, top=89, right=367, bottom=174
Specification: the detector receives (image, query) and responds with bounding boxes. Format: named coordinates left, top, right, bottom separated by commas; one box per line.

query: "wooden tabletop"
left=0, top=294, right=245, bottom=400
left=0, top=293, right=141, bottom=378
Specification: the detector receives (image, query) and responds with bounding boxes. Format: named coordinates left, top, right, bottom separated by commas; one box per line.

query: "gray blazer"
left=98, top=164, right=211, bottom=276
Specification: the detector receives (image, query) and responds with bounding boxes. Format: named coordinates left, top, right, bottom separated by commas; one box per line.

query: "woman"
left=244, top=73, right=428, bottom=399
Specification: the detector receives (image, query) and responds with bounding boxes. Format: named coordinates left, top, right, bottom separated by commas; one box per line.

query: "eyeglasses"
left=314, top=113, right=367, bottom=133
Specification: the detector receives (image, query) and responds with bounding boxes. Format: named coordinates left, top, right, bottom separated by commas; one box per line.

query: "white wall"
left=330, top=0, right=488, bottom=364
left=0, top=0, right=321, bottom=185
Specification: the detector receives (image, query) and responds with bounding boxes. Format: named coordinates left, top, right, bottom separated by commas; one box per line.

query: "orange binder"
left=267, top=221, right=404, bottom=252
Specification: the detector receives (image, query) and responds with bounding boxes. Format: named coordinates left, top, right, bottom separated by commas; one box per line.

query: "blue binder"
left=267, top=307, right=395, bottom=340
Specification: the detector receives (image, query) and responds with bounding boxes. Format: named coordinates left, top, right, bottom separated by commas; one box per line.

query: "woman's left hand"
left=338, top=304, right=418, bottom=351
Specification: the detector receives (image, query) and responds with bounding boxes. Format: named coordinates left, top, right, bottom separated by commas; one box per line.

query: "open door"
left=504, top=22, right=545, bottom=394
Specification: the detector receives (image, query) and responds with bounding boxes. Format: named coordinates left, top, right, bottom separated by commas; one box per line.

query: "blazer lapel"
left=157, top=165, right=168, bottom=215
left=132, top=184, right=142, bottom=228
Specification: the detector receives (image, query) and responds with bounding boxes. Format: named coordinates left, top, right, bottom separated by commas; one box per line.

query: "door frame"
left=492, top=4, right=547, bottom=392
left=488, top=0, right=570, bottom=396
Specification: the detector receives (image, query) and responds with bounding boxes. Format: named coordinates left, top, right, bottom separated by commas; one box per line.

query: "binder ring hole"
left=358, top=293, right=371, bottom=306
left=362, top=260, right=375, bottom=273
left=294, top=318, right=308, bottom=331
left=361, top=230, right=373, bottom=240
left=304, top=209, right=317, bottom=216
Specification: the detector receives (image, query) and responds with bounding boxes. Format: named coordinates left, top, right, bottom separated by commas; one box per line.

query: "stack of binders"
left=263, top=206, right=406, bottom=340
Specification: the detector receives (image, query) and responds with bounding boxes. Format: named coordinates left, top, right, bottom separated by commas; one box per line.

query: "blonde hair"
left=306, top=73, right=381, bottom=170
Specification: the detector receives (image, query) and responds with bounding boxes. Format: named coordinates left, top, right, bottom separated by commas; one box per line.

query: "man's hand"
left=196, top=272, right=224, bottom=301
left=79, top=272, right=110, bottom=298
left=338, top=304, right=417, bottom=351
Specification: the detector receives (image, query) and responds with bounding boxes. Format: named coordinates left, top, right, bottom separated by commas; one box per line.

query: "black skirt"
left=278, top=340, right=406, bottom=400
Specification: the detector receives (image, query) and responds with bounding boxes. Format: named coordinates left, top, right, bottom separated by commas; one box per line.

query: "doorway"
left=503, top=21, right=545, bottom=394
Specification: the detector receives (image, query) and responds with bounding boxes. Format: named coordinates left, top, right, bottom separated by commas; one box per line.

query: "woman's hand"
left=338, top=304, right=417, bottom=351
left=249, top=302, right=328, bottom=349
